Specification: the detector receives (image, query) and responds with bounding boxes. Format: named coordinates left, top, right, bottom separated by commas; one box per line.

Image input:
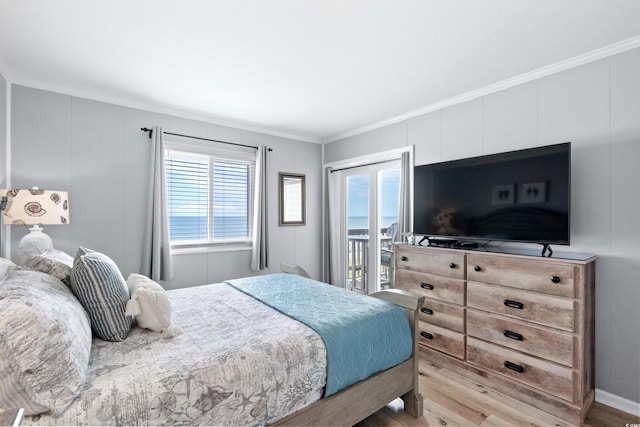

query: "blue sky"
left=347, top=170, right=400, bottom=218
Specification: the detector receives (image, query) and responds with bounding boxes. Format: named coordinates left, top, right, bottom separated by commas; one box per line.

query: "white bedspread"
left=23, top=283, right=327, bottom=426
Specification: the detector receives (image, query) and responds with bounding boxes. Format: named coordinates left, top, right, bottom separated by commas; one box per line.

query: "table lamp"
left=0, top=188, right=70, bottom=264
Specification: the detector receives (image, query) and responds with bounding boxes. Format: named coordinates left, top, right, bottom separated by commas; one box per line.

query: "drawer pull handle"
left=504, top=361, right=524, bottom=373
left=551, top=275, right=561, bottom=284
left=401, top=256, right=408, bottom=262
left=449, top=262, right=456, bottom=269
left=421, top=307, right=434, bottom=315
left=503, top=330, right=523, bottom=341
left=420, top=282, right=434, bottom=290
left=474, top=265, right=482, bottom=272
left=420, top=331, right=433, bottom=340
left=504, top=299, right=524, bottom=310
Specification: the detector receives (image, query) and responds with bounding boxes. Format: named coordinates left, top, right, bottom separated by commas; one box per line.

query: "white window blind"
left=165, top=143, right=255, bottom=246
left=212, top=160, right=251, bottom=239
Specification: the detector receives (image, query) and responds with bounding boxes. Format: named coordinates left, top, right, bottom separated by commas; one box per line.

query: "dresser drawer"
left=396, top=246, right=464, bottom=279
left=467, top=282, right=574, bottom=331
left=418, top=321, right=465, bottom=359
left=467, top=309, right=574, bottom=366
left=467, top=253, right=575, bottom=298
left=467, top=337, right=574, bottom=401
left=420, top=299, right=465, bottom=333
left=396, top=269, right=465, bottom=305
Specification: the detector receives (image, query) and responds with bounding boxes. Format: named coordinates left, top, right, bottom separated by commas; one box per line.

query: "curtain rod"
left=329, top=158, right=397, bottom=173
left=140, top=127, right=272, bottom=151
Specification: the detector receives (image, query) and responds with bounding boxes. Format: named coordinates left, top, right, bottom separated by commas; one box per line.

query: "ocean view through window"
left=348, top=216, right=398, bottom=230
left=165, top=148, right=254, bottom=246
left=346, top=171, right=400, bottom=231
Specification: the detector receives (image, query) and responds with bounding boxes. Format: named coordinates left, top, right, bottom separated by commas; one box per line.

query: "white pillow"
left=125, top=274, right=177, bottom=335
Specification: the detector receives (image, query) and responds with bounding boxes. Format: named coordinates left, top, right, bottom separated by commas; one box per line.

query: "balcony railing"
left=347, top=227, right=393, bottom=293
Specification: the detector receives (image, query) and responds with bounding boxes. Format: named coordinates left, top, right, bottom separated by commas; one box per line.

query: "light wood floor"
left=356, top=359, right=640, bottom=427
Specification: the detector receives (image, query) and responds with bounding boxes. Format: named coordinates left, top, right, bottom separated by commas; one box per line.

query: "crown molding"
left=10, top=78, right=321, bottom=144
left=6, top=35, right=640, bottom=146
left=323, top=35, right=640, bottom=144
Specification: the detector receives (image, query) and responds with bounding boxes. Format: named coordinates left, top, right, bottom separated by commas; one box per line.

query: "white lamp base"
left=17, top=225, right=54, bottom=265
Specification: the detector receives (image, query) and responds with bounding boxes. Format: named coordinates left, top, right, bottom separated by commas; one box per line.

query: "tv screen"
left=413, top=142, right=570, bottom=245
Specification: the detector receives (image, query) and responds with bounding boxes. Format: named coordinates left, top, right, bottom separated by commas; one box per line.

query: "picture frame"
left=279, top=173, right=306, bottom=226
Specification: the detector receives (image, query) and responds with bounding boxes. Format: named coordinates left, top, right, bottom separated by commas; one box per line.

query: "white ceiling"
left=1, top=1, right=640, bottom=143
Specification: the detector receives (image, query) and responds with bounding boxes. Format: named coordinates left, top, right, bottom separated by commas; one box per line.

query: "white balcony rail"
left=347, top=227, right=393, bottom=293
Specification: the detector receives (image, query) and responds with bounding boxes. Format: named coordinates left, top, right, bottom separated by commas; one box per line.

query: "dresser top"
left=398, top=243, right=596, bottom=262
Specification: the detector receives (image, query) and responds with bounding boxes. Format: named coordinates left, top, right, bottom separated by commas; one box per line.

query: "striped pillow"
left=70, top=247, right=131, bottom=342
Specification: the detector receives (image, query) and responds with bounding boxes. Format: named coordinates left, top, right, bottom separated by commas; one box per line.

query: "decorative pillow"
left=24, top=249, right=74, bottom=286
left=70, top=246, right=131, bottom=342
left=0, top=269, right=92, bottom=416
left=125, top=273, right=177, bottom=335
left=0, top=257, right=16, bottom=281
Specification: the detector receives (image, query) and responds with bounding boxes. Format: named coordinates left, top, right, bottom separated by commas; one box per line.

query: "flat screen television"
left=413, top=142, right=570, bottom=247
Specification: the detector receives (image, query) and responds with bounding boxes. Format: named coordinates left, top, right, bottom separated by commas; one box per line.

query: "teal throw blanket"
left=225, top=273, right=412, bottom=396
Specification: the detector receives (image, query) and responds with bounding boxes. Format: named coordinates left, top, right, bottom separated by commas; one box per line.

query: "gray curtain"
left=325, top=167, right=344, bottom=286
left=141, top=126, right=174, bottom=281
left=397, top=151, right=411, bottom=243
left=251, top=145, right=268, bottom=271
left=322, top=167, right=331, bottom=283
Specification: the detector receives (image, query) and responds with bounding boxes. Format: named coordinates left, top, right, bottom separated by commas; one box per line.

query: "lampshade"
left=0, top=188, right=70, bottom=264
left=0, top=188, right=70, bottom=225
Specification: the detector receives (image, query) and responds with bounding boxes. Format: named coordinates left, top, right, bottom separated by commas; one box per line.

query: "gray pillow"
left=0, top=257, right=16, bottom=280
left=0, top=269, right=92, bottom=416
left=24, top=249, right=74, bottom=286
left=70, top=247, right=131, bottom=342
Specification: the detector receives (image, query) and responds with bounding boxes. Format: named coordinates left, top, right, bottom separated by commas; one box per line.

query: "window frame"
left=164, top=138, right=256, bottom=253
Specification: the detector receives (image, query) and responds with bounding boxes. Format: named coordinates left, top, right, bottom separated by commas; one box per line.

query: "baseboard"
left=596, top=388, right=640, bottom=417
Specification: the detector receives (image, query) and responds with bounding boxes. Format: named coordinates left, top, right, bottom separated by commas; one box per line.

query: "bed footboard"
left=273, top=289, right=424, bottom=426
left=372, top=289, right=425, bottom=418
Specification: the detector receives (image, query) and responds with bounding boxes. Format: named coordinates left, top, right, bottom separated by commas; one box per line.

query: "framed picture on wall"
left=279, top=173, right=306, bottom=226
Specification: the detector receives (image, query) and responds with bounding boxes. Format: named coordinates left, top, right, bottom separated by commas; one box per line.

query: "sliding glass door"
left=343, top=161, right=400, bottom=294
left=346, top=173, right=369, bottom=293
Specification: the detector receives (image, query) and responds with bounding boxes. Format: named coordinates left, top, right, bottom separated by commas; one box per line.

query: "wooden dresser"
left=394, top=244, right=596, bottom=424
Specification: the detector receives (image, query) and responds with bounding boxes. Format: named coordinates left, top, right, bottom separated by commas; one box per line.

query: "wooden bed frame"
left=273, top=289, right=425, bottom=426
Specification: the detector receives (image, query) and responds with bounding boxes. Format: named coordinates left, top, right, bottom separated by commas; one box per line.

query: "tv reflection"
left=433, top=209, right=462, bottom=235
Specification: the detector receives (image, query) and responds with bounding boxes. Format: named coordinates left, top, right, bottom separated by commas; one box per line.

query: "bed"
left=0, top=250, right=424, bottom=426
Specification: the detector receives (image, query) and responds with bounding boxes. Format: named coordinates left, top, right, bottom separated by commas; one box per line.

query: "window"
left=164, top=142, right=255, bottom=249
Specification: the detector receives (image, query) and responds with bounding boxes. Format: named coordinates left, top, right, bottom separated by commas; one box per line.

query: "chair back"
left=280, top=263, right=311, bottom=278
left=386, top=222, right=399, bottom=245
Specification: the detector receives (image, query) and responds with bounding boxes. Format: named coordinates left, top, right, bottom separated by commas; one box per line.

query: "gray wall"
left=325, top=48, right=640, bottom=405
left=0, top=71, right=6, bottom=187
left=9, top=85, right=323, bottom=288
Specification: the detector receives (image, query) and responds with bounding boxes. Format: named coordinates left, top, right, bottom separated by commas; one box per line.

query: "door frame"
left=322, top=146, right=414, bottom=287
